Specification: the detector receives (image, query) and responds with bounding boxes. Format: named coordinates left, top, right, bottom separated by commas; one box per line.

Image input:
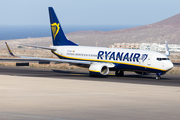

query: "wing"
left=3, top=42, right=115, bottom=68
left=3, top=42, right=91, bottom=65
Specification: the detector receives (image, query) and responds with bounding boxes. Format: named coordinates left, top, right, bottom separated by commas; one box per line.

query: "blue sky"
left=1, top=0, right=180, bottom=26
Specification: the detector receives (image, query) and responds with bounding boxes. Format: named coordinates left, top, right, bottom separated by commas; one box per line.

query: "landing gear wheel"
left=115, top=71, right=124, bottom=77
left=156, top=75, right=161, bottom=80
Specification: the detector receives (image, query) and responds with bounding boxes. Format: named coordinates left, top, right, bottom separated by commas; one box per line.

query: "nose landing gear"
left=156, top=72, right=163, bottom=80
left=156, top=75, right=161, bottom=80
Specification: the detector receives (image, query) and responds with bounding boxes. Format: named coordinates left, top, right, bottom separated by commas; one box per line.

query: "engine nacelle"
left=89, top=63, right=109, bottom=76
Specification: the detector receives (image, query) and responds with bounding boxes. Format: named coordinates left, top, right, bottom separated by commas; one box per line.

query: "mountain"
left=66, top=13, right=180, bottom=47
left=1, top=13, right=180, bottom=49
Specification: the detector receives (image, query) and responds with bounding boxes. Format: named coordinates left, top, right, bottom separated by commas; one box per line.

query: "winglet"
left=165, top=41, right=170, bottom=56
left=5, top=42, right=16, bottom=57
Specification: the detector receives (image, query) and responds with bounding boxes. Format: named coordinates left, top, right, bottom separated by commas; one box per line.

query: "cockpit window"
left=157, top=58, right=169, bottom=61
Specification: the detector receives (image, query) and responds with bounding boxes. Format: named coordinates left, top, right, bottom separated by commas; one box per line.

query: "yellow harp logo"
left=51, top=23, right=60, bottom=40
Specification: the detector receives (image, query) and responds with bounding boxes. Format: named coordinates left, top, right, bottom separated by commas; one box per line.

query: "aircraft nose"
left=168, top=61, right=174, bottom=70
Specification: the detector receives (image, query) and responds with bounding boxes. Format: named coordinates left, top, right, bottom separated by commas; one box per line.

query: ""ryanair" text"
left=97, top=51, right=145, bottom=62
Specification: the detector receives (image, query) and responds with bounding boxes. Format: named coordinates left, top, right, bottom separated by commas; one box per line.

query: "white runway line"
left=0, top=113, right=65, bottom=120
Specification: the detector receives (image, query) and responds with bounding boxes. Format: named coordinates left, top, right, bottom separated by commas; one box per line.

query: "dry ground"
left=1, top=75, right=180, bottom=120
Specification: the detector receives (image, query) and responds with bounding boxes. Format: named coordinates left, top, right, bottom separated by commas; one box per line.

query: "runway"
left=0, top=66, right=180, bottom=120
left=0, top=66, right=180, bottom=87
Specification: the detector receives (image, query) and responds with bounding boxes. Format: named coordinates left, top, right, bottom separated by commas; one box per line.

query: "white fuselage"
left=52, top=46, right=173, bottom=73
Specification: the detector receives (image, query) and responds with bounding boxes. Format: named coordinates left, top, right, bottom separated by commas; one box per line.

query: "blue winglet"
left=5, top=42, right=15, bottom=57
left=48, top=7, right=78, bottom=46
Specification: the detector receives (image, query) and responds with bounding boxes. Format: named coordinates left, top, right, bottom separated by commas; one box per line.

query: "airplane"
left=5, top=7, right=173, bottom=80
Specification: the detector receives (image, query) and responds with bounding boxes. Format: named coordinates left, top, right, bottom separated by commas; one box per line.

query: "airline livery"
left=5, top=7, right=173, bottom=79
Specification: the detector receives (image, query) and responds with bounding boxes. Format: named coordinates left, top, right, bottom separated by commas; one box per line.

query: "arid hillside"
left=1, top=13, right=180, bottom=49
left=0, top=37, right=52, bottom=49
left=67, top=13, right=180, bottom=47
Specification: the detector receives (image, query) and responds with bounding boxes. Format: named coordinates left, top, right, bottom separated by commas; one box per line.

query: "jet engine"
left=89, top=62, right=109, bottom=76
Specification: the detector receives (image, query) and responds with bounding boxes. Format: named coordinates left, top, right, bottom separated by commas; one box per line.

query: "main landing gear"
left=115, top=70, right=124, bottom=77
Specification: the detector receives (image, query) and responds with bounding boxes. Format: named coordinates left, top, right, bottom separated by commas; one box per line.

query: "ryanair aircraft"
left=5, top=7, right=173, bottom=79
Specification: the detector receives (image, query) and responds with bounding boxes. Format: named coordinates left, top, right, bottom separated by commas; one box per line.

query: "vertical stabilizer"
left=48, top=7, right=77, bottom=46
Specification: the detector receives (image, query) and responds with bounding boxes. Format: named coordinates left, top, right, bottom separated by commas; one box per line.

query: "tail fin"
left=48, top=7, right=77, bottom=46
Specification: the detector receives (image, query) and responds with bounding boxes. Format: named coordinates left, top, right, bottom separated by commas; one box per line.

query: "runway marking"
left=0, top=113, right=65, bottom=120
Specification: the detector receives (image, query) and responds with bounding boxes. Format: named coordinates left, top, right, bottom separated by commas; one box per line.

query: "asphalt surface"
left=0, top=66, right=180, bottom=87
left=0, top=66, right=180, bottom=120
left=173, top=62, right=180, bottom=67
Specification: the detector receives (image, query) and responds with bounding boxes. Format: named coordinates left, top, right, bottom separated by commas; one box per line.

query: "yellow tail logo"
left=51, top=23, right=60, bottom=40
